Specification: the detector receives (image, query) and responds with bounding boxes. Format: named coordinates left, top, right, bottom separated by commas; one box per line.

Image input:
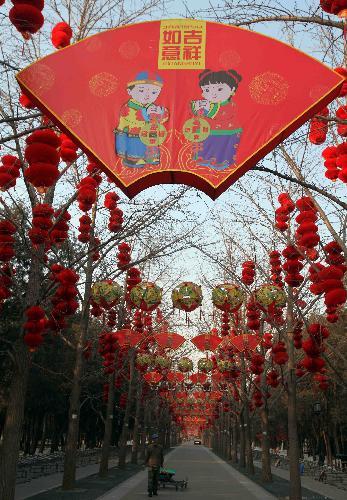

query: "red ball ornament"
left=51, top=22, right=72, bottom=49
left=9, top=1, right=45, bottom=39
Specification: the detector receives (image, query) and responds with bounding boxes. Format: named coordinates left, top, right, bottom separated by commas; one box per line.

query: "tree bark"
left=99, top=371, right=116, bottom=477
left=131, top=378, right=142, bottom=464
left=118, top=353, right=135, bottom=468
left=231, top=419, right=238, bottom=463
left=62, top=207, right=96, bottom=489
left=0, top=251, right=42, bottom=500
left=286, top=289, right=302, bottom=500
left=260, top=405, right=272, bottom=482
left=239, top=413, right=246, bottom=468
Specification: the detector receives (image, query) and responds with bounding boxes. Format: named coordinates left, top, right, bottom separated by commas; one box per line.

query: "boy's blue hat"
left=127, top=71, right=163, bottom=88
left=151, top=433, right=159, bottom=439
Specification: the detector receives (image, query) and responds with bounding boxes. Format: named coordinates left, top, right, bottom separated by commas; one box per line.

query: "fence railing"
left=16, top=447, right=119, bottom=484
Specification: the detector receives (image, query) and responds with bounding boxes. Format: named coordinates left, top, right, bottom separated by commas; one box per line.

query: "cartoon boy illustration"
left=115, top=71, right=169, bottom=167
left=190, top=69, right=242, bottom=170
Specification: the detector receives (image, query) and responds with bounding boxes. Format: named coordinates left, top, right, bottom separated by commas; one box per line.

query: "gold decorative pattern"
left=61, top=109, right=82, bottom=127
left=89, top=72, right=119, bottom=97
left=249, top=72, right=289, bottom=105
left=118, top=40, right=140, bottom=60
left=85, top=37, right=102, bottom=53
left=20, top=64, right=55, bottom=93
left=219, top=49, right=241, bottom=68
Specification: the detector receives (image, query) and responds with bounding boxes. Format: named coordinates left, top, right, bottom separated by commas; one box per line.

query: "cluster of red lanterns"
left=77, top=176, right=97, bottom=211
left=0, top=220, right=16, bottom=263
left=9, top=0, right=45, bottom=39
left=250, top=352, right=264, bottom=375
left=301, top=323, right=329, bottom=375
left=293, top=320, right=303, bottom=349
left=269, top=250, right=283, bottom=288
left=25, top=129, right=60, bottom=193
left=98, top=331, right=118, bottom=375
left=117, top=242, right=131, bottom=269
left=321, top=142, right=347, bottom=183
left=78, top=215, right=92, bottom=243
left=241, top=260, right=255, bottom=285
left=335, top=105, right=347, bottom=137
left=295, top=196, right=320, bottom=254
left=0, top=264, right=14, bottom=307
left=308, top=107, right=328, bottom=145
left=266, top=369, right=279, bottom=388
left=19, top=91, right=35, bottom=109
left=320, top=0, right=347, bottom=16
left=23, top=305, right=46, bottom=352
left=59, top=133, right=78, bottom=164
left=246, top=300, right=260, bottom=330
left=50, top=208, right=70, bottom=246
left=28, top=203, right=54, bottom=247
left=0, top=155, right=21, bottom=191
left=275, top=193, right=295, bottom=232
left=49, top=266, right=79, bottom=331
left=220, top=311, right=230, bottom=336
left=271, top=341, right=288, bottom=365
left=51, top=22, right=72, bottom=49
left=104, top=192, right=123, bottom=232
left=282, top=245, right=304, bottom=288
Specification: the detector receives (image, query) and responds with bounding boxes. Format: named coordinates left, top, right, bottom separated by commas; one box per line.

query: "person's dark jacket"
left=145, top=443, right=164, bottom=467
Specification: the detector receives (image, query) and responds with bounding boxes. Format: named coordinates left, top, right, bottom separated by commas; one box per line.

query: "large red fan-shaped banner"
left=17, top=19, right=342, bottom=199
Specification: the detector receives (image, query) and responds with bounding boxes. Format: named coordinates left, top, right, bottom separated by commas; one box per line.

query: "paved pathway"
left=253, top=459, right=347, bottom=500
left=98, top=443, right=276, bottom=500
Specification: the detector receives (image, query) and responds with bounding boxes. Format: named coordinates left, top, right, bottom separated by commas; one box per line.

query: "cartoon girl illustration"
left=190, top=69, right=242, bottom=170
left=115, top=71, right=169, bottom=167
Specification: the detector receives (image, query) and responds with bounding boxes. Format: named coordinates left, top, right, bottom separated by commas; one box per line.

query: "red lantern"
left=9, top=0, right=45, bottom=39
left=308, top=107, right=328, bottom=145
left=24, top=129, right=60, bottom=192
left=0, top=220, right=16, bottom=263
left=241, top=260, right=255, bottom=285
left=23, top=305, right=46, bottom=352
left=77, top=176, right=97, bottom=211
left=0, top=155, right=21, bottom=191
left=59, top=133, right=78, bottom=163
left=320, top=0, right=347, bottom=17
left=51, top=22, right=72, bottom=49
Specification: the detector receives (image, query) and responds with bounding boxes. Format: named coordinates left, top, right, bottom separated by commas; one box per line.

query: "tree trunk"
left=287, top=290, right=302, bottom=500
left=118, top=353, right=135, bottom=468
left=0, top=250, right=42, bottom=500
left=61, top=203, right=96, bottom=490
left=131, top=379, right=142, bottom=464
left=244, top=404, right=254, bottom=475
left=231, top=419, right=238, bottom=464
left=99, top=371, right=116, bottom=477
left=260, top=405, right=272, bottom=482
left=239, top=413, right=246, bottom=468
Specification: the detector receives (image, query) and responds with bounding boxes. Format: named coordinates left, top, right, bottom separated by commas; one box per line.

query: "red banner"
left=17, top=19, right=343, bottom=199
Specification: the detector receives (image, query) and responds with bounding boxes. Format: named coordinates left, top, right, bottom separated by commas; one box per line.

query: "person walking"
left=145, top=433, right=164, bottom=497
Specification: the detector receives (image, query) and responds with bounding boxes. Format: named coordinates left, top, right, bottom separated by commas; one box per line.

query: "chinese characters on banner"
left=158, top=20, right=206, bottom=69
left=17, top=19, right=343, bottom=199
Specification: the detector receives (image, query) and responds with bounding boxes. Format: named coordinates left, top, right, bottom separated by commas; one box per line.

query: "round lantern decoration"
left=217, top=359, right=234, bottom=373
left=129, top=281, right=162, bottom=311
left=255, top=284, right=286, bottom=309
left=177, top=357, right=193, bottom=373
left=91, top=280, right=122, bottom=309
left=212, top=283, right=245, bottom=311
left=135, top=352, right=153, bottom=371
left=9, top=0, right=45, bottom=39
left=154, top=355, right=171, bottom=371
left=197, top=358, right=214, bottom=373
left=172, top=282, right=202, bottom=312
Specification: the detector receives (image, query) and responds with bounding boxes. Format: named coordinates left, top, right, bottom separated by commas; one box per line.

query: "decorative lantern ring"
left=91, top=280, right=122, bottom=309
left=254, top=284, right=287, bottom=310
left=129, top=281, right=162, bottom=311
left=212, top=283, right=245, bottom=312
left=172, top=282, right=203, bottom=312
